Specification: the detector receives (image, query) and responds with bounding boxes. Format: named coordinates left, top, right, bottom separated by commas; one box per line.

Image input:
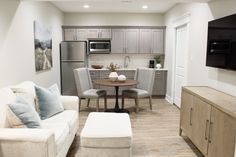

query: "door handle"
left=205, top=120, right=209, bottom=140
left=189, top=108, right=193, bottom=126
left=208, top=122, right=213, bottom=143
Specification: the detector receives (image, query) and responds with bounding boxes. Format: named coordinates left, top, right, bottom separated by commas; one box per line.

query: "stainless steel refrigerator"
left=60, top=41, right=87, bottom=96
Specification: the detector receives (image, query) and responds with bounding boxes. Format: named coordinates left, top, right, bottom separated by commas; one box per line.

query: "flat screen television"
left=206, top=14, right=236, bottom=70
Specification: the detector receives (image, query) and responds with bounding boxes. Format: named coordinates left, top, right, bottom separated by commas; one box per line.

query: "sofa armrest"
left=61, top=96, right=79, bottom=111
left=0, top=129, right=55, bottom=157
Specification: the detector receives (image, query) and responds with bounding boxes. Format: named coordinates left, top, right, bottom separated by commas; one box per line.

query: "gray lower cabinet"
left=152, top=71, right=167, bottom=96
left=89, top=69, right=167, bottom=96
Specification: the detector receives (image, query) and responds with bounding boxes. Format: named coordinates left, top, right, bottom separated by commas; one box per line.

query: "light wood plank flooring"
left=67, top=98, right=203, bottom=157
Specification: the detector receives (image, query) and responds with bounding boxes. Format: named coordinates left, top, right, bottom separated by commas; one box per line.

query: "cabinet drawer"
left=152, top=71, right=167, bottom=96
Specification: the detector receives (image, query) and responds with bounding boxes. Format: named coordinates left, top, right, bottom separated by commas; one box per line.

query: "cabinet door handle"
left=189, top=108, right=193, bottom=126
left=208, top=122, right=213, bottom=143
left=205, top=120, right=209, bottom=140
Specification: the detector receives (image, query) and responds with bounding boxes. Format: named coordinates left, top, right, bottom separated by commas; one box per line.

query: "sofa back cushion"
left=0, top=88, right=16, bottom=128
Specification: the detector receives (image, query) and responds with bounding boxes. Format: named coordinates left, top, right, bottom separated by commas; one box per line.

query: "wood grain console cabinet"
left=180, top=87, right=236, bottom=157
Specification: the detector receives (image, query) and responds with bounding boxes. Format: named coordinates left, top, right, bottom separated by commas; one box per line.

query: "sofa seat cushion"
left=81, top=112, right=132, bottom=148
left=42, top=110, right=78, bottom=133
left=42, top=122, right=69, bottom=154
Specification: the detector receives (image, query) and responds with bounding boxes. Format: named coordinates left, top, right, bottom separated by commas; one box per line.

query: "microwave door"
left=89, top=41, right=110, bottom=52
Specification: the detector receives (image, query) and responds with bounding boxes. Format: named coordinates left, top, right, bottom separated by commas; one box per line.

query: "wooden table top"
left=94, top=79, right=138, bottom=87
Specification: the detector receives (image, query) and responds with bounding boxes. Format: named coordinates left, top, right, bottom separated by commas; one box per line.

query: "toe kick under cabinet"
left=180, top=86, right=236, bottom=157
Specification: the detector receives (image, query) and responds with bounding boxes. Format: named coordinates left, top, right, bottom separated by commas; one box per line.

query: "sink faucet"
left=124, top=56, right=131, bottom=68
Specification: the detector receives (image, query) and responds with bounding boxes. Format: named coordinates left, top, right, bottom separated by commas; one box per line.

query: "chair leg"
left=122, top=94, right=125, bottom=109
left=79, top=98, right=82, bottom=112
left=135, top=98, right=139, bottom=113
left=149, top=96, right=152, bottom=110
left=87, top=98, right=90, bottom=107
left=104, top=94, right=107, bottom=110
left=96, top=98, right=99, bottom=112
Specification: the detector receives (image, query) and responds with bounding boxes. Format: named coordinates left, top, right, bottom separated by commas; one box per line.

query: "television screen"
left=206, top=14, right=236, bottom=70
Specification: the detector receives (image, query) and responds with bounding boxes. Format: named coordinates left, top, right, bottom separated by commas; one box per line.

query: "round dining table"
left=94, top=79, right=138, bottom=113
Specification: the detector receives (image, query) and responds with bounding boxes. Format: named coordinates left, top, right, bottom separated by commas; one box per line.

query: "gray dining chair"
left=73, top=68, right=107, bottom=112
left=122, top=68, right=155, bottom=113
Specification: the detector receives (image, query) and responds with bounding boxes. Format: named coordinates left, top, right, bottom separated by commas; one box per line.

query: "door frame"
left=171, top=13, right=191, bottom=108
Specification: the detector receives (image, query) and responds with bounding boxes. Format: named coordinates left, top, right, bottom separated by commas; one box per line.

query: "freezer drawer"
left=61, top=62, right=85, bottom=96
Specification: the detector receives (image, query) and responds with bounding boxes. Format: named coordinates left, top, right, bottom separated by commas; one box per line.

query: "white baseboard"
left=165, top=94, right=173, bottom=104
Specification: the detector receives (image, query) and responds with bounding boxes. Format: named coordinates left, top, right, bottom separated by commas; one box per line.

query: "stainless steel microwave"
left=88, top=40, right=111, bottom=54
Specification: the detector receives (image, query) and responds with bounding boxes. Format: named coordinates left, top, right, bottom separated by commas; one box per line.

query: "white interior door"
left=174, top=25, right=188, bottom=108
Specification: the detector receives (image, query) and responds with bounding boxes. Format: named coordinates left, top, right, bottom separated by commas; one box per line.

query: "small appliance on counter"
left=149, top=59, right=156, bottom=68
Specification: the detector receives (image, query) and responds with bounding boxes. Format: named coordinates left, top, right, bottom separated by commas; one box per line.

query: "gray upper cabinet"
left=63, top=26, right=165, bottom=53
left=139, top=29, right=152, bottom=53
left=152, top=29, right=164, bottom=53
left=87, top=29, right=111, bottom=39
left=64, top=29, right=77, bottom=41
left=64, top=29, right=87, bottom=41
left=111, top=29, right=125, bottom=53
left=76, top=29, right=87, bottom=41
left=100, top=29, right=112, bottom=38
left=125, top=29, right=139, bottom=53
left=139, top=29, right=164, bottom=54
left=111, top=29, right=139, bottom=54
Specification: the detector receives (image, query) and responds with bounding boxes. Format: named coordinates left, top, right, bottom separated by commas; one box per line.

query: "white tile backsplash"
left=88, top=53, right=156, bottom=69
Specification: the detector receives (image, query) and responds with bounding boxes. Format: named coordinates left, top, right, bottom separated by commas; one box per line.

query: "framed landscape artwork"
left=34, top=21, right=52, bottom=72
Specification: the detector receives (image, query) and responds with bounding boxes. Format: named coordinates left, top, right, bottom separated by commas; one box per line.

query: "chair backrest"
left=73, top=68, right=93, bottom=97
left=135, top=68, right=155, bottom=95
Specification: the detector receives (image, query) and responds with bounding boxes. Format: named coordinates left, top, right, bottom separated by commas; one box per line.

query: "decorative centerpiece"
left=118, top=75, right=127, bottom=82
left=154, top=54, right=165, bottom=69
left=107, top=62, right=119, bottom=81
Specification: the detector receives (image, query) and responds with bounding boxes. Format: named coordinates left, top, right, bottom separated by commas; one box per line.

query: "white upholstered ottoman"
left=80, top=112, right=132, bottom=157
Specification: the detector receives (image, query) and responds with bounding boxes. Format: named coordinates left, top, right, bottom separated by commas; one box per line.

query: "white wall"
left=64, top=13, right=164, bottom=26
left=164, top=0, right=236, bottom=102
left=0, top=1, right=64, bottom=88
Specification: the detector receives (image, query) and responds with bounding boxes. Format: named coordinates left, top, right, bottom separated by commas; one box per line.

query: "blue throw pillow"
left=7, top=97, right=42, bottom=128
left=35, top=84, right=64, bottom=120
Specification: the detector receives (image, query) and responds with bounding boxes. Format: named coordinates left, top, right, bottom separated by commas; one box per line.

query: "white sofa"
left=0, top=81, right=79, bottom=157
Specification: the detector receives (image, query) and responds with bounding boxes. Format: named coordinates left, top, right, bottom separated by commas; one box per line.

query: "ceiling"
left=24, top=0, right=213, bottom=13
